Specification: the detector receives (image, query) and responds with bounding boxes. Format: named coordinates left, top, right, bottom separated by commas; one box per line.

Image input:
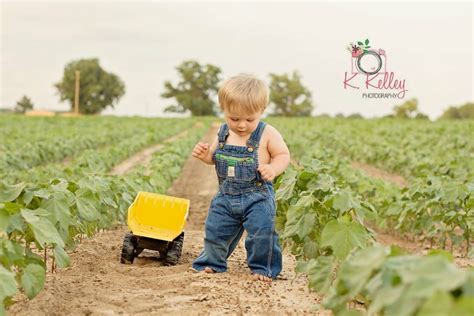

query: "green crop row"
left=269, top=118, right=474, bottom=255
left=267, top=117, right=474, bottom=314
left=0, top=120, right=209, bottom=314
left=274, top=159, right=473, bottom=315
left=269, top=117, right=474, bottom=181
left=0, top=115, right=198, bottom=177
left=2, top=119, right=206, bottom=184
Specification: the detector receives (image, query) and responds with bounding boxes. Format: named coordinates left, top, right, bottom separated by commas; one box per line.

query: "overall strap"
left=217, top=123, right=229, bottom=149
left=246, top=121, right=266, bottom=152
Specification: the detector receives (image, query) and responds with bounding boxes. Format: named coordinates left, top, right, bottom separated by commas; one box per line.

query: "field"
left=1, top=115, right=473, bottom=315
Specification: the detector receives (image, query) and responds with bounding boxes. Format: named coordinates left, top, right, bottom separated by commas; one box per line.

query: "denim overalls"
left=192, top=121, right=282, bottom=279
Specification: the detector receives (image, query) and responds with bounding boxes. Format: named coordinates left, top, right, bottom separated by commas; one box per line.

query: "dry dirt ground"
left=9, top=124, right=328, bottom=315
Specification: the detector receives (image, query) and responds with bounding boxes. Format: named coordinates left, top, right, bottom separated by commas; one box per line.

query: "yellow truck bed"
left=127, top=192, right=190, bottom=242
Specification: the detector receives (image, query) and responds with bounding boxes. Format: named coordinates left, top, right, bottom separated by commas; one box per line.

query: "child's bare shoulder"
left=260, top=123, right=286, bottom=152
left=262, top=123, right=284, bottom=141
left=261, top=123, right=289, bottom=157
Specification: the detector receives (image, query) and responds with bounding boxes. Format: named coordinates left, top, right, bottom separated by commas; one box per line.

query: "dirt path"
left=10, top=124, right=326, bottom=315
left=351, top=161, right=407, bottom=187
left=110, top=123, right=202, bottom=176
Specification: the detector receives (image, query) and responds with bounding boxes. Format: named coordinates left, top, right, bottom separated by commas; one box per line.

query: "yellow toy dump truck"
left=120, top=192, right=190, bottom=266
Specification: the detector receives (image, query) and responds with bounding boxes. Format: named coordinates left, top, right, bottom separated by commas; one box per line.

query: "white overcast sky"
left=1, top=0, right=473, bottom=118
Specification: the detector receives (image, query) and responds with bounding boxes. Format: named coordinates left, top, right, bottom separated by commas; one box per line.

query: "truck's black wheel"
left=157, top=251, right=167, bottom=261
left=164, top=232, right=184, bottom=266
left=135, top=247, right=144, bottom=256
left=120, top=233, right=137, bottom=264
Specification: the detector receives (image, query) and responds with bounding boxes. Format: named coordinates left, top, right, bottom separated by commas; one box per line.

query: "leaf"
left=450, top=296, right=474, bottom=315
left=324, top=246, right=388, bottom=311
left=21, top=209, right=65, bottom=248
left=309, top=159, right=326, bottom=173
left=101, top=196, right=117, bottom=208
left=22, top=190, right=35, bottom=205
left=275, top=168, right=298, bottom=201
left=53, top=246, right=70, bottom=269
left=417, top=290, right=453, bottom=316
left=3, top=202, right=20, bottom=215
left=342, top=246, right=387, bottom=291
left=33, top=189, right=51, bottom=200
left=20, top=263, right=45, bottom=299
left=298, top=213, right=316, bottom=239
left=0, top=265, right=17, bottom=301
left=462, top=270, right=474, bottom=296
left=282, top=212, right=312, bottom=239
left=321, top=219, right=370, bottom=259
left=357, top=41, right=363, bottom=46
left=297, top=256, right=336, bottom=293
left=282, top=195, right=315, bottom=239
left=357, top=201, right=377, bottom=222
left=308, top=174, right=334, bottom=192
left=24, top=249, right=45, bottom=267
left=403, top=256, right=468, bottom=298
left=303, top=239, right=319, bottom=258
left=295, top=259, right=312, bottom=273
left=75, top=189, right=99, bottom=222
left=0, top=209, right=10, bottom=232
left=0, top=183, right=26, bottom=202
left=41, top=193, right=72, bottom=227
left=427, top=249, right=454, bottom=262
left=365, top=39, right=369, bottom=45
left=332, top=189, right=361, bottom=216
left=368, top=285, right=405, bottom=314
left=437, top=182, right=467, bottom=203
left=0, top=238, right=25, bottom=267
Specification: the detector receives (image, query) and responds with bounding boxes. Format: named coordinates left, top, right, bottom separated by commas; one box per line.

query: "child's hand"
left=192, top=142, right=210, bottom=161
left=257, top=164, right=276, bottom=182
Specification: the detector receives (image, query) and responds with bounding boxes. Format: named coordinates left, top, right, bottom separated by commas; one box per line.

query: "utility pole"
left=74, top=70, right=80, bottom=114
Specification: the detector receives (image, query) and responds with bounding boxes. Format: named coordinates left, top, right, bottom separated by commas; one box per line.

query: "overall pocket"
left=235, top=161, right=257, bottom=181
left=215, top=159, right=228, bottom=178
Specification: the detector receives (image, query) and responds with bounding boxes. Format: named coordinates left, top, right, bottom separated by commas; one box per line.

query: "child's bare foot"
left=189, top=267, right=215, bottom=274
left=203, top=267, right=215, bottom=273
left=252, top=273, right=272, bottom=283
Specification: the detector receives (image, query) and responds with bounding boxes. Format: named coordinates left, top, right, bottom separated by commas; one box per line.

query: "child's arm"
left=192, top=135, right=218, bottom=165
left=257, top=126, right=290, bottom=181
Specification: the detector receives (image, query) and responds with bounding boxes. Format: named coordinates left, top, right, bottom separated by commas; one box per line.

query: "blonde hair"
left=218, top=74, right=269, bottom=114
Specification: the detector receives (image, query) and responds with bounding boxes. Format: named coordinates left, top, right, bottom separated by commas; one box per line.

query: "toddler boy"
left=191, top=74, right=290, bottom=282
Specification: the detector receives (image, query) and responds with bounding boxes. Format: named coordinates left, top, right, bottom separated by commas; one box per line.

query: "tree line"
left=12, top=57, right=473, bottom=120
left=15, top=58, right=313, bottom=117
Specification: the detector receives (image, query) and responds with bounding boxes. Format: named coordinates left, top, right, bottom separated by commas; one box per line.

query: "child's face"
left=223, top=108, right=262, bottom=137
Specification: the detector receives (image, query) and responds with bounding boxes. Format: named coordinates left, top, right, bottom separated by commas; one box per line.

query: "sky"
left=1, top=0, right=473, bottom=119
